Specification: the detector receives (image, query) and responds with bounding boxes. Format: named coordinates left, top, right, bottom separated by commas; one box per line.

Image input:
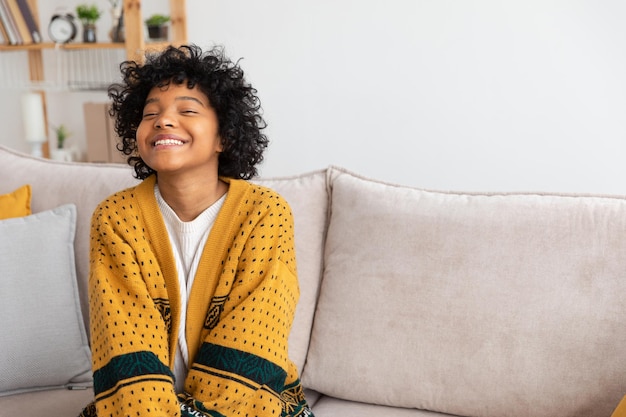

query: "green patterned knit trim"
left=93, top=350, right=174, bottom=397
left=280, top=378, right=314, bottom=417
left=193, top=342, right=287, bottom=393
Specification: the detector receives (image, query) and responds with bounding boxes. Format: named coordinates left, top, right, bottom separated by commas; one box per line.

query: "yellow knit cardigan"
left=80, top=175, right=312, bottom=417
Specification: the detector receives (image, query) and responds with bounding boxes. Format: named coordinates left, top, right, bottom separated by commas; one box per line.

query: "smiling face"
left=136, top=81, right=223, bottom=180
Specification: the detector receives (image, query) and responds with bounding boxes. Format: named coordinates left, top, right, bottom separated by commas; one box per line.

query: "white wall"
left=2, top=1, right=626, bottom=193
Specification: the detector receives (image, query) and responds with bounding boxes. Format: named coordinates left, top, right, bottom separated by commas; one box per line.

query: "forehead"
left=145, top=82, right=209, bottom=104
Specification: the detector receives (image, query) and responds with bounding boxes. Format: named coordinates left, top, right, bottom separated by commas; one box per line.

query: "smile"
left=154, top=138, right=185, bottom=146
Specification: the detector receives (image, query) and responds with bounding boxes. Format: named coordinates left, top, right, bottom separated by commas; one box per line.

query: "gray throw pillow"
left=0, top=204, right=92, bottom=395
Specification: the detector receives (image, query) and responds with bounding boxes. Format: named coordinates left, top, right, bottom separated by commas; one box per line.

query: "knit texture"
left=80, top=175, right=313, bottom=417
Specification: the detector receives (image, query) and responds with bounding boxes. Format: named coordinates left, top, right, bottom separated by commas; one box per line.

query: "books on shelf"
left=0, top=0, right=19, bottom=45
left=0, top=0, right=41, bottom=45
left=15, top=0, right=41, bottom=42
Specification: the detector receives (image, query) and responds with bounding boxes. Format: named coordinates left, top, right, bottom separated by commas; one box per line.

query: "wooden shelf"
left=0, top=42, right=126, bottom=51
left=123, top=0, right=187, bottom=62
left=0, top=40, right=185, bottom=52
left=2, top=0, right=187, bottom=63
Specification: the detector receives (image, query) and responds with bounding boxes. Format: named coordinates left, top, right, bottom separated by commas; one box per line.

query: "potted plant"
left=54, top=124, right=71, bottom=149
left=145, top=14, right=170, bottom=41
left=76, top=4, right=102, bottom=43
left=50, top=124, right=74, bottom=161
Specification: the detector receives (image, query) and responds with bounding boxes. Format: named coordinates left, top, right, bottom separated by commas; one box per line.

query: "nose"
left=154, top=111, right=176, bottom=129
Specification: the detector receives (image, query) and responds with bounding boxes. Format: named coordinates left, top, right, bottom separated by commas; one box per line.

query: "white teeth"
left=154, top=139, right=184, bottom=146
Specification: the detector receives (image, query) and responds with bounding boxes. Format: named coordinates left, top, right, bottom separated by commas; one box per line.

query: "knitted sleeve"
left=178, top=186, right=312, bottom=417
left=86, top=192, right=181, bottom=417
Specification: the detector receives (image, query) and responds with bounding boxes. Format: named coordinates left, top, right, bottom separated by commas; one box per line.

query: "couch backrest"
left=0, top=146, right=327, bottom=373
left=254, top=171, right=328, bottom=371
left=302, top=166, right=626, bottom=417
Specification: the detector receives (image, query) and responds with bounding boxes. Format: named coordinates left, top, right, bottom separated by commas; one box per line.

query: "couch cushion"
left=0, top=387, right=94, bottom=417
left=0, top=205, right=92, bottom=396
left=303, top=166, right=626, bottom=417
left=0, top=146, right=139, bottom=334
left=0, top=184, right=31, bottom=219
left=254, top=169, right=329, bottom=372
left=312, top=396, right=460, bottom=417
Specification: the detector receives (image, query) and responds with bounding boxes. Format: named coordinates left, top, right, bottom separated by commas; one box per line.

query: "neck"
left=156, top=174, right=228, bottom=222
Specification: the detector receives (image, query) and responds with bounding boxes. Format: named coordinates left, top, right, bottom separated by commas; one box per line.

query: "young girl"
left=80, top=44, right=313, bottom=417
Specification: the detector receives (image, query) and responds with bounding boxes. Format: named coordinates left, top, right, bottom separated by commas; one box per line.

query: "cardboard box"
left=83, top=102, right=126, bottom=164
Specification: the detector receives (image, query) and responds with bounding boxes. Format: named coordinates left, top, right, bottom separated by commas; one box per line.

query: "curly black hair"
left=108, top=44, right=268, bottom=180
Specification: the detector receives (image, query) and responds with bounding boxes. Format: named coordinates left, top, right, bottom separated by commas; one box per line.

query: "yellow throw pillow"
left=0, top=184, right=32, bottom=220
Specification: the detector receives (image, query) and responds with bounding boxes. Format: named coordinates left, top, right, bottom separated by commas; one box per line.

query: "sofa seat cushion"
left=0, top=387, right=93, bottom=417
left=312, top=395, right=460, bottom=417
left=303, top=167, right=626, bottom=417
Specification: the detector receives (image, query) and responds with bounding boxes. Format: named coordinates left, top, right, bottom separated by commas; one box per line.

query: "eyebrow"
left=144, top=96, right=206, bottom=106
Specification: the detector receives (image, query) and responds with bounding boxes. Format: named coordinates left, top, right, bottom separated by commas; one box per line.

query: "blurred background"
left=1, top=0, right=625, bottom=194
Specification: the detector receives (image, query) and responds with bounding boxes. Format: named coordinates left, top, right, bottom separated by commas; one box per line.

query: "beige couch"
left=1, top=143, right=625, bottom=417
